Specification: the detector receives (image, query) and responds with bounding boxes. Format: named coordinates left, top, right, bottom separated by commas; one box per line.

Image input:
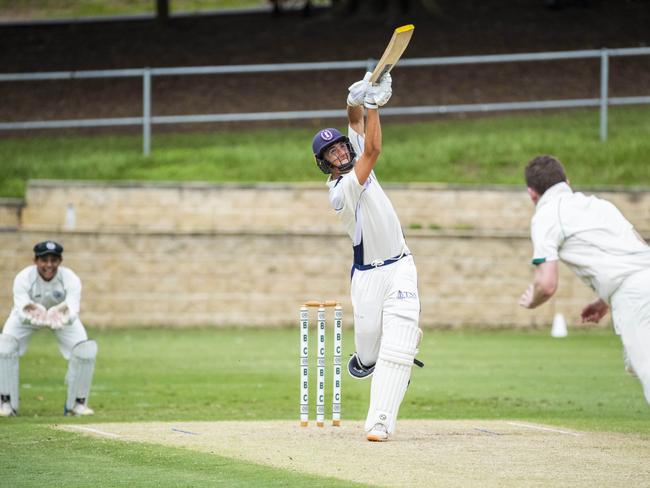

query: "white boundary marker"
left=65, top=425, right=121, bottom=438
left=507, top=421, right=581, bottom=436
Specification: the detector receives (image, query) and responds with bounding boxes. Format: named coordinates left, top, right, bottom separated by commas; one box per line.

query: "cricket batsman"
left=519, top=155, right=650, bottom=404
left=311, top=72, right=422, bottom=441
left=0, top=241, right=98, bottom=417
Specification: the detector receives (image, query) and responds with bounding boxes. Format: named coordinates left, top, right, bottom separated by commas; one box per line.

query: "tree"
left=156, top=0, right=169, bottom=21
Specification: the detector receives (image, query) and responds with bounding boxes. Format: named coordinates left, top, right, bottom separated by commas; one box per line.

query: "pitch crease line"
left=507, top=421, right=580, bottom=436
left=172, top=427, right=201, bottom=435
left=66, top=425, right=121, bottom=438
left=474, top=428, right=502, bottom=436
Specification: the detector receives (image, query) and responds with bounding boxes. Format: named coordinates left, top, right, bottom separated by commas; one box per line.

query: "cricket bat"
left=369, top=24, right=415, bottom=84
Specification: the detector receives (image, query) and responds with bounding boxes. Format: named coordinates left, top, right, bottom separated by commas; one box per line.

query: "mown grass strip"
left=1, top=107, right=649, bottom=197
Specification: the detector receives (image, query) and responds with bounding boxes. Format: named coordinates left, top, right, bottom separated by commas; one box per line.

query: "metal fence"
left=1, top=47, right=649, bottom=155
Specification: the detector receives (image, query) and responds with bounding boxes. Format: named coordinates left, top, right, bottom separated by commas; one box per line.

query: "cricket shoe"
left=366, top=423, right=389, bottom=442
left=65, top=401, right=95, bottom=416
left=347, top=353, right=375, bottom=379
left=0, top=400, right=15, bottom=417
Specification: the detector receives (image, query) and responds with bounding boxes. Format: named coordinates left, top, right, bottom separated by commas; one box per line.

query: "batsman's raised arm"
left=346, top=73, right=392, bottom=185
left=346, top=72, right=369, bottom=135
left=353, top=106, right=381, bottom=186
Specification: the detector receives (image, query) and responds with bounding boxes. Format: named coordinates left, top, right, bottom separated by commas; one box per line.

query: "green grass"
left=1, top=107, right=649, bottom=198
left=0, top=1, right=267, bottom=20
left=2, top=327, right=648, bottom=486
left=1, top=425, right=369, bottom=488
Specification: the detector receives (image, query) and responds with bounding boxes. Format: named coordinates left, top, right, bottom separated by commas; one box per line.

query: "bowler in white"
left=519, top=155, right=650, bottom=405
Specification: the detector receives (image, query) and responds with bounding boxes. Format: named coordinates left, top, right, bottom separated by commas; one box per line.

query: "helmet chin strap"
left=315, top=138, right=358, bottom=175
left=336, top=157, right=356, bottom=174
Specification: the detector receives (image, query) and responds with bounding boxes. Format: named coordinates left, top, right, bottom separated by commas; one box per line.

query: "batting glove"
left=364, top=84, right=379, bottom=109
left=347, top=72, right=372, bottom=107
left=375, top=73, right=392, bottom=107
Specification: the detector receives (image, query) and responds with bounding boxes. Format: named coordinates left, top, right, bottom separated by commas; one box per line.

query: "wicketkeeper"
left=0, top=241, right=98, bottom=417
left=311, top=72, right=422, bottom=441
left=519, top=155, right=650, bottom=404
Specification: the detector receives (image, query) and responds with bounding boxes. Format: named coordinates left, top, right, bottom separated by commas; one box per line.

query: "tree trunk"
left=156, top=0, right=169, bottom=20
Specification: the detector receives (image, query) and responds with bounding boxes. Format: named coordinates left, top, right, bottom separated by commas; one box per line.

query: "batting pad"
left=0, top=334, right=20, bottom=411
left=365, top=325, right=421, bottom=434
left=65, top=340, right=97, bottom=410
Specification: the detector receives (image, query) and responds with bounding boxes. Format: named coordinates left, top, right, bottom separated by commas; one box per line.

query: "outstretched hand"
left=518, top=284, right=534, bottom=308
left=23, top=303, right=48, bottom=327
left=581, top=298, right=609, bottom=323
left=47, top=303, right=70, bottom=330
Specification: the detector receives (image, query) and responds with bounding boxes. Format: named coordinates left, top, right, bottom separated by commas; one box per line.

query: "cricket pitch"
left=58, top=419, right=650, bottom=487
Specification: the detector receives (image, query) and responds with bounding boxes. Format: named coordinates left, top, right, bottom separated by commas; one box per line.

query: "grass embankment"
left=1, top=327, right=648, bottom=486
left=0, top=0, right=265, bottom=21
left=1, top=107, right=649, bottom=198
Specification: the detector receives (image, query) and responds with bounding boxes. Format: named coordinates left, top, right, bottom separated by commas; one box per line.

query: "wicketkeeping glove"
left=347, top=71, right=372, bottom=107
left=47, top=303, right=70, bottom=330
left=22, top=303, right=48, bottom=327
left=374, top=73, right=392, bottom=107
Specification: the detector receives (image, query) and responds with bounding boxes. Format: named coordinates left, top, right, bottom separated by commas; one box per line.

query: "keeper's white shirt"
left=327, top=126, right=409, bottom=265
left=531, top=182, right=650, bottom=301
left=12, top=265, right=81, bottom=321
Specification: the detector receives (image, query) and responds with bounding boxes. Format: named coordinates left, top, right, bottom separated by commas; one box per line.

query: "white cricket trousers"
left=3, top=311, right=89, bottom=360
left=351, top=255, right=420, bottom=366
left=610, top=268, right=650, bottom=405
left=351, top=254, right=421, bottom=434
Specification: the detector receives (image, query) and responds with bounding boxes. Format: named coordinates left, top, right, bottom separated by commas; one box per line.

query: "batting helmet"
left=312, top=128, right=357, bottom=175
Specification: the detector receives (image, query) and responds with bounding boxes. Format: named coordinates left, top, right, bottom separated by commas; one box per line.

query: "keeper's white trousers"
left=351, top=254, right=421, bottom=433
left=2, top=311, right=88, bottom=360
left=610, top=268, right=650, bottom=405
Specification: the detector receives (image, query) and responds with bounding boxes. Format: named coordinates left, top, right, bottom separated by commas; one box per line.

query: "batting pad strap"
left=0, top=334, right=20, bottom=411
left=65, top=340, right=97, bottom=410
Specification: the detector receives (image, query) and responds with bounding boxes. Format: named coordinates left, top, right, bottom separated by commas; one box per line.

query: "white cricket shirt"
left=326, top=126, right=408, bottom=265
left=12, top=265, right=81, bottom=320
left=531, top=182, right=650, bottom=300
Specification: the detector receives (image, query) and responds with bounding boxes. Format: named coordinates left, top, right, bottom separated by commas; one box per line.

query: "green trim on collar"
left=532, top=258, right=546, bottom=265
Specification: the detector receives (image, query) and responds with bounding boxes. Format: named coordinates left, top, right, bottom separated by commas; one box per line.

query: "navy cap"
left=33, top=241, right=63, bottom=257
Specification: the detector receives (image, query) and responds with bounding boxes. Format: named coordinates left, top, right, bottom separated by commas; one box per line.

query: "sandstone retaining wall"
left=0, top=198, right=23, bottom=229
left=20, top=180, right=650, bottom=234
left=0, top=180, right=645, bottom=329
left=0, top=229, right=594, bottom=329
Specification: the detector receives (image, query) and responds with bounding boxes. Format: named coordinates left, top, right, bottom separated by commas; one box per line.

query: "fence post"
left=599, top=48, right=609, bottom=142
left=143, top=68, right=152, bottom=156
